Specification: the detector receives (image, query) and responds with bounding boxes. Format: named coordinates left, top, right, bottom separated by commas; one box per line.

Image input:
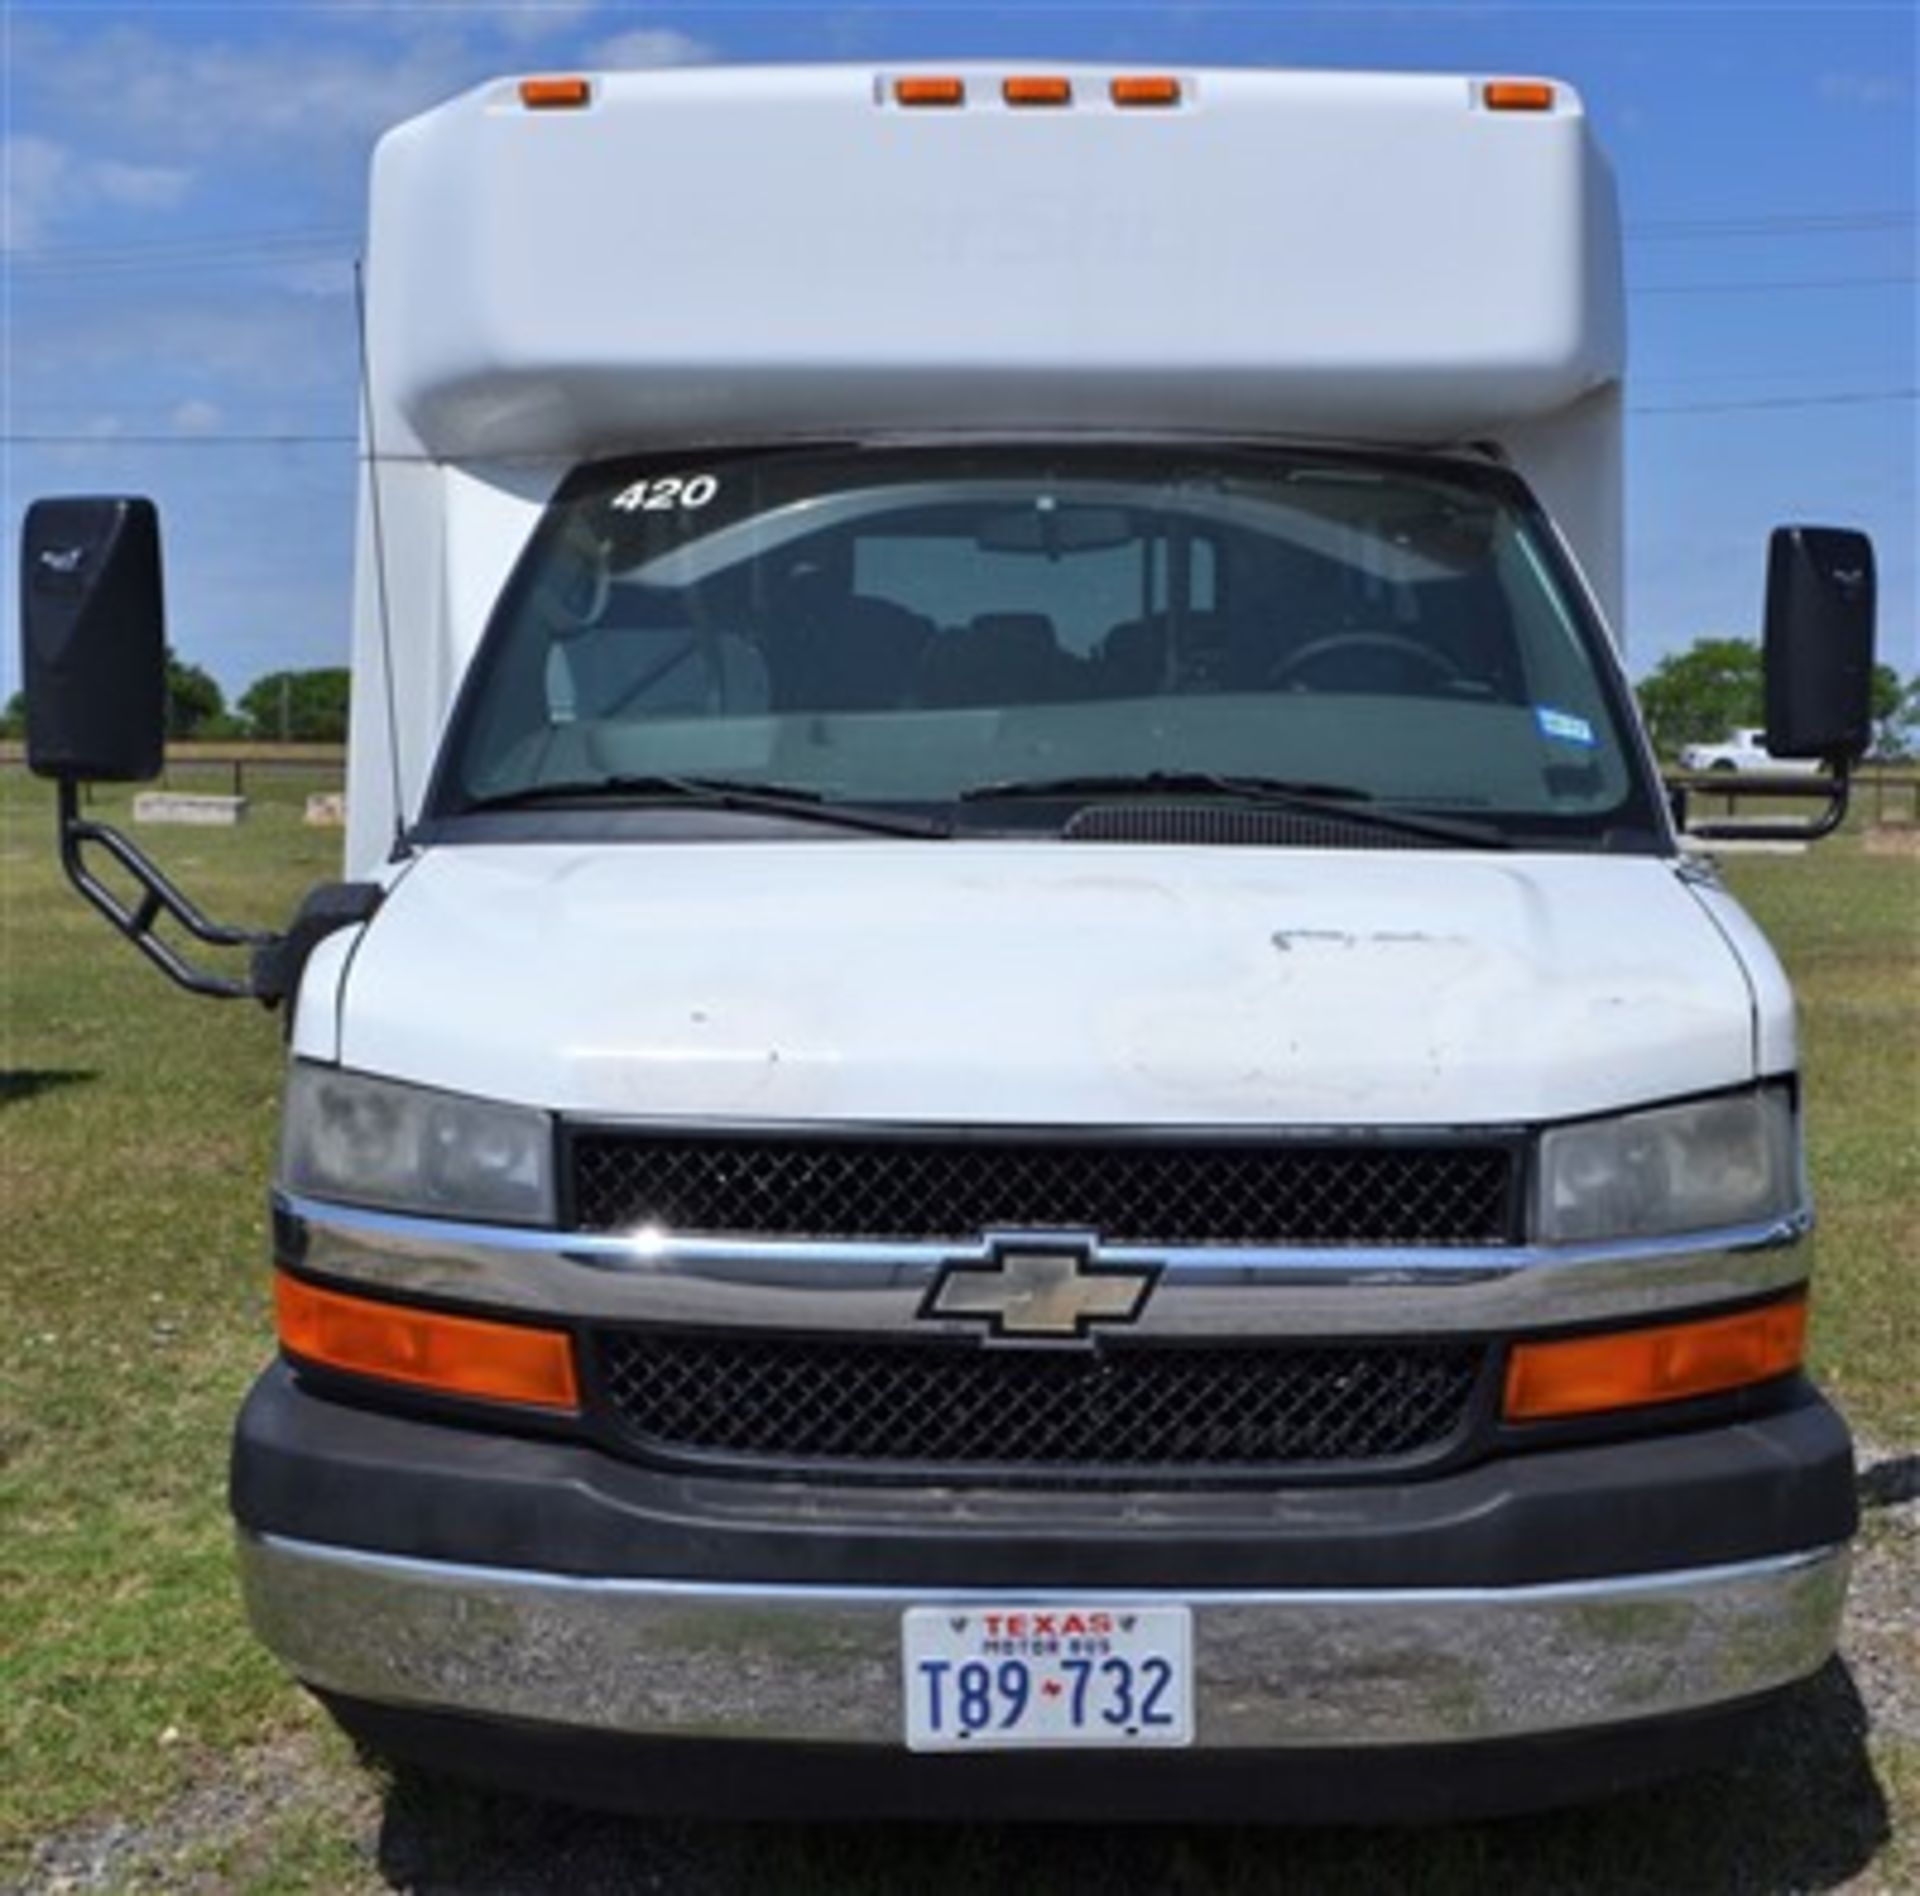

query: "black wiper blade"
left=957, top=771, right=1509, bottom=849
left=960, top=770, right=1368, bottom=805
left=457, top=775, right=949, bottom=838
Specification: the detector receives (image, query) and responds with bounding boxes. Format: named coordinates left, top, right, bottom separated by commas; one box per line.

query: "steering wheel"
left=1268, top=632, right=1462, bottom=693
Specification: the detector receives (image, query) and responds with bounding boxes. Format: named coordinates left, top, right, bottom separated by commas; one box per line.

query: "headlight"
left=279, top=1063, right=555, bottom=1225
left=1535, top=1085, right=1799, bottom=1244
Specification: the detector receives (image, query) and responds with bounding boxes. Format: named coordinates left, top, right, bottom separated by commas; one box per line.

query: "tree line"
left=4, top=637, right=1915, bottom=758
left=1, top=653, right=350, bottom=744
left=1636, top=639, right=1917, bottom=761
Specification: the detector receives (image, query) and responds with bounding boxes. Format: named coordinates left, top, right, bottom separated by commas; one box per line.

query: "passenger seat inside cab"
left=768, top=573, right=934, bottom=712
left=920, top=612, right=1079, bottom=707
left=1094, top=612, right=1237, bottom=695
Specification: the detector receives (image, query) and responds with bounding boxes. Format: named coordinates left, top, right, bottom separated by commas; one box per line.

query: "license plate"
left=903, top=1604, right=1193, bottom=1751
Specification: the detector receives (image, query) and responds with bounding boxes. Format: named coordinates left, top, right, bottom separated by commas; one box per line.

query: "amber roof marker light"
left=1483, top=80, right=1556, bottom=113
left=1111, top=75, right=1184, bottom=108
left=1005, top=76, right=1073, bottom=108
left=895, top=76, right=967, bottom=108
left=519, top=76, right=593, bottom=111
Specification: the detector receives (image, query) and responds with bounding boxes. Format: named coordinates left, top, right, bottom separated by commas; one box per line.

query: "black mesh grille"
left=591, top=1331, right=1484, bottom=1479
left=569, top=1133, right=1517, bottom=1246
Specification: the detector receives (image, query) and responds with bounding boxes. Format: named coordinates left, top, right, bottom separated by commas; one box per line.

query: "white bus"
left=22, top=63, right=1877, bottom=1820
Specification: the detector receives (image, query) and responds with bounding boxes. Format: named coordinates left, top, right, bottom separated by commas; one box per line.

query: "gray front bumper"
left=239, top=1530, right=1848, bottom=1750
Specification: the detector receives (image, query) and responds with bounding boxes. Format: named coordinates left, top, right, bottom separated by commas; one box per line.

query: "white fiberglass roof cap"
left=365, top=63, right=1624, bottom=460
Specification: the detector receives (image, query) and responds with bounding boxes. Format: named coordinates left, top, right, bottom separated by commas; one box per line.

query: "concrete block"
left=133, top=792, right=247, bottom=827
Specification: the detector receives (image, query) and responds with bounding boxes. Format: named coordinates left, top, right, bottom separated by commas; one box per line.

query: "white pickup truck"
left=1680, top=727, right=1824, bottom=775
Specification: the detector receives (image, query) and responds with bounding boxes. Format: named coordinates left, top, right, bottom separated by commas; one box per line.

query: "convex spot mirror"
left=1763, top=526, right=1876, bottom=761
left=20, top=496, right=166, bottom=782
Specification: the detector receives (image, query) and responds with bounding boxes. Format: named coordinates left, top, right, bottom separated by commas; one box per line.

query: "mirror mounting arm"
left=55, top=778, right=277, bottom=1001
left=1675, top=756, right=1854, bottom=844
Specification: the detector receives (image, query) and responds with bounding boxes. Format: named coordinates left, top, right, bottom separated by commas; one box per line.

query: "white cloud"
left=15, top=287, right=355, bottom=397
left=27, top=25, right=477, bottom=162
left=315, top=2, right=599, bottom=45
left=587, top=28, right=714, bottom=71
left=92, top=159, right=194, bottom=210
left=1818, top=71, right=1911, bottom=109
left=2, top=133, right=194, bottom=251
left=171, top=398, right=224, bottom=434
left=39, top=413, right=129, bottom=471
left=2, top=134, right=67, bottom=249
left=13, top=17, right=715, bottom=194
left=495, top=3, right=601, bottom=45
left=276, top=256, right=359, bottom=299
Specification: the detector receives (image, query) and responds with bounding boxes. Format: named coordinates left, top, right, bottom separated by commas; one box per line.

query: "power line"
left=6, top=226, right=354, bottom=266
left=7, top=246, right=356, bottom=284
left=2, top=432, right=358, bottom=445
left=1626, top=210, right=1914, bottom=239
left=1629, top=388, right=1918, bottom=414
left=1634, top=365, right=1910, bottom=386
left=1630, top=273, right=1917, bottom=295
left=9, top=223, right=354, bottom=257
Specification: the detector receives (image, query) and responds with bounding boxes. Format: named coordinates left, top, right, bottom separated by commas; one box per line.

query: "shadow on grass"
left=369, top=1661, right=1890, bottom=1895
left=1859, top=1455, right=1919, bottom=1509
left=0, top=1067, right=97, bottom=1107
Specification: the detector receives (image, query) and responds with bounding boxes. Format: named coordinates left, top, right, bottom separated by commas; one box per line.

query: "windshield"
left=430, top=443, right=1659, bottom=845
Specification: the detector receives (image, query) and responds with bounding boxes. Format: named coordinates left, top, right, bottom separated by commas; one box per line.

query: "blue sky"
left=3, top=2, right=1914, bottom=701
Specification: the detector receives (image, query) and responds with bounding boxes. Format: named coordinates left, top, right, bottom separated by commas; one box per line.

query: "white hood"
left=332, top=843, right=1781, bottom=1127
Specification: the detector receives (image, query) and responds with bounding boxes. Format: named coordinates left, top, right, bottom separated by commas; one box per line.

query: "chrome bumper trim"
left=277, top=1191, right=1812, bottom=1338
left=239, top=1532, right=1847, bottom=1749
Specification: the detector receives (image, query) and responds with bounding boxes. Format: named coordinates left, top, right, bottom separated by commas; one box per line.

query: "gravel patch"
left=9, top=1732, right=378, bottom=1895
left=1847, top=1440, right=1920, bottom=1744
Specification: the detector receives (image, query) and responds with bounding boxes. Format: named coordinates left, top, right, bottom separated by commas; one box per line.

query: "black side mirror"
left=19, top=494, right=263, bottom=1000
left=1763, top=526, right=1876, bottom=761
left=20, top=496, right=166, bottom=782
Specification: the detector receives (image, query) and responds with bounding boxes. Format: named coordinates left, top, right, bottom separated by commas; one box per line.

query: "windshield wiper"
left=456, top=775, right=950, bottom=839
left=956, top=771, right=1510, bottom=849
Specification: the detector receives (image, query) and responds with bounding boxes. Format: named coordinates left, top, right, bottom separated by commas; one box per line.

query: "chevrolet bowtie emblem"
left=922, top=1240, right=1157, bottom=1340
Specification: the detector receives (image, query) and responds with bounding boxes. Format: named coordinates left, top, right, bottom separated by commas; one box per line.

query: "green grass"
left=1722, top=841, right=1920, bottom=1439
left=2, top=771, right=337, bottom=1855
left=2, top=769, right=1913, bottom=1889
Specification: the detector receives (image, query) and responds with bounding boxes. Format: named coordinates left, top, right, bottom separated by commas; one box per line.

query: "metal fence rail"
left=152, top=752, right=347, bottom=798
left=1666, top=768, right=1920, bottom=826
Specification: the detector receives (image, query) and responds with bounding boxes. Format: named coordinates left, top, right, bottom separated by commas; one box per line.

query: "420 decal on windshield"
left=610, top=473, right=720, bottom=513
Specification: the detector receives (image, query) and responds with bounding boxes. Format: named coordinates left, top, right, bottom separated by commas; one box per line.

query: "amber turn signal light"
left=275, top=1272, right=580, bottom=1412
left=1503, top=1294, right=1807, bottom=1422
left=520, top=76, right=592, bottom=110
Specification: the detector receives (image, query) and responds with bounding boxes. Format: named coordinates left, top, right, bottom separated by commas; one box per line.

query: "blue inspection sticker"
left=1535, top=705, right=1597, bottom=747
